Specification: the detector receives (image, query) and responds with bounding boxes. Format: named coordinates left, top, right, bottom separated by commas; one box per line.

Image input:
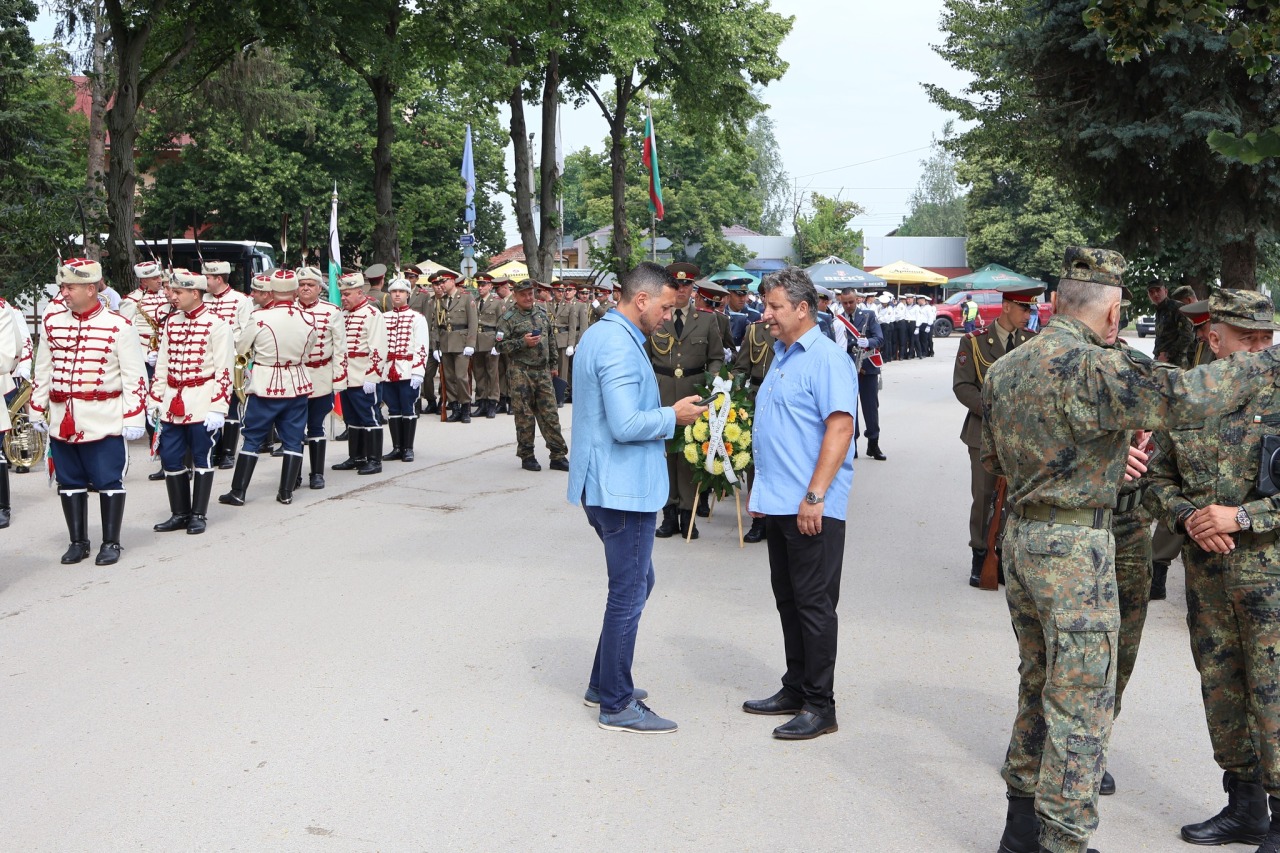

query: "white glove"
left=410, top=376, right=423, bottom=391
left=13, top=364, right=29, bottom=381
left=362, top=381, right=376, bottom=395
left=123, top=426, right=145, bottom=441
left=30, top=415, right=47, bottom=433
left=723, top=347, right=733, bottom=362
left=565, top=345, right=575, bottom=357
left=856, top=336, right=869, bottom=348
left=462, top=346, right=474, bottom=357
left=433, top=350, right=442, bottom=362
left=203, top=412, right=225, bottom=432
left=242, top=369, right=252, bottom=388
left=146, top=351, right=158, bottom=367
left=591, top=300, right=599, bottom=308
left=490, top=347, right=498, bottom=356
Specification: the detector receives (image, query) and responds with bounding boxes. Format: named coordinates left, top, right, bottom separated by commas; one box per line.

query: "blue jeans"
left=584, top=505, right=657, bottom=714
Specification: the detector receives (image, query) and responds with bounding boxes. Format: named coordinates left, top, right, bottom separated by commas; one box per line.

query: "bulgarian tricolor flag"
left=328, top=181, right=342, bottom=305
left=642, top=111, right=664, bottom=220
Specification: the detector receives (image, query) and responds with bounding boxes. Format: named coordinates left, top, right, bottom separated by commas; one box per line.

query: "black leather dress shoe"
left=773, top=710, right=838, bottom=740
left=147, top=470, right=165, bottom=481
left=742, top=689, right=804, bottom=716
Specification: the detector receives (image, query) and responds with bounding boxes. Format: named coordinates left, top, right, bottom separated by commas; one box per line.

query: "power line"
left=793, top=146, right=932, bottom=180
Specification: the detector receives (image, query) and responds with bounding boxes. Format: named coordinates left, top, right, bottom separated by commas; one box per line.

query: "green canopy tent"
left=945, top=263, right=1042, bottom=289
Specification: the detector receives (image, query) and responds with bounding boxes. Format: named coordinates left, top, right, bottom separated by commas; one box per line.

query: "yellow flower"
left=683, top=424, right=693, bottom=442
left=693, top=420, right=709, bottom=441
left=732, top=451, right=751, bottom=471
left=723, top=422, right=742, bottom=443
left=699, top=411, right=709, bottom=422
left=738, top=429, right=751, bottom=449
left=712, top=459, right=725, bottom=475
left=683, top=443, right=699, bottom=464
left=727, top=408, right=737, bottom=423
left=739, top=408, right=751, bottom=423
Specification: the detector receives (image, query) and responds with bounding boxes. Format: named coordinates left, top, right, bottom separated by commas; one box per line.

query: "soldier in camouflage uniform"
left=1148, top=280, right=1195, bottom=366
left=983, top=249, right=1280, bottom=853
left=1147, top=288, right=1280, bottom=851
left=495, top=279, right=568, bottom=472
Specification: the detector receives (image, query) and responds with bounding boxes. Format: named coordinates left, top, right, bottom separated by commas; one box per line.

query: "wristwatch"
left=1237, top=506, right=1253, bottom=531
left=804, top=491, right=824, bottom=505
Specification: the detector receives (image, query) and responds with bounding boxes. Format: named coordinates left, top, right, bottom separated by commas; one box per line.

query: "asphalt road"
left=0, top=331, right=1224, bottom=852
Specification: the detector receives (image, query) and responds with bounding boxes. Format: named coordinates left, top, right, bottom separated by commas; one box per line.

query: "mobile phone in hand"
left=694, top=392, right=722, bottom=406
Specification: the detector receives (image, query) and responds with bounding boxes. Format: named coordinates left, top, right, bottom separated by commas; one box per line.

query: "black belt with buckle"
left=653, top=364, right=705, bottom=379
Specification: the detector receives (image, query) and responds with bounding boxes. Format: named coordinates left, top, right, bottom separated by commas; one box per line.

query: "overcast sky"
left=31, top=0, right=973, bottom=249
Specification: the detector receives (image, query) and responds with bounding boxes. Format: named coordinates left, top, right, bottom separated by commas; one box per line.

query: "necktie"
left=1006, top=331, right=1014, bottom=352
left=674, top=308, right=684, bottom=337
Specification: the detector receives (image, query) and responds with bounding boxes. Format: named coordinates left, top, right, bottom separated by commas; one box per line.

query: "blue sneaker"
left=598, top=699, right=676, bottom=733
left=583, top=686, right=649, bottom=707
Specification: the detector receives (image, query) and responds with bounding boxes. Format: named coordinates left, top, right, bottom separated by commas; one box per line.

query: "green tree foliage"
left=896, top=124, right=967, bottom=237
left=928, top=0, right=1280, bottom=290
left=792, top=194, right=865, bottom=267
left=745, top=112, right=789, bottom=234
left=0, top=1, right=85, bottom=300
left=138, top=50, right=506, bottom=270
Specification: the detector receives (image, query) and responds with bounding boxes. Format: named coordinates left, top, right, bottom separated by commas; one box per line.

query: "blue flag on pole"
left=461, top=124, right=476, bottom=225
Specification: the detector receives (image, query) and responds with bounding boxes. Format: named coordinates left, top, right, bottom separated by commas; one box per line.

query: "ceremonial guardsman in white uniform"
left=0, top=294, right=27, bottom=527
left=219, top=269, right=316, bottom=507
left=203, top=260, right=253, bottom=468
left=30, top=259, right=147, bottom=566
left=332, top=272, right=387, bottom=476
left=295, top=266, right=346, bottom=489
left=380, top=278, right=428, bottom=463
left=120, top=259, right=174, bottom=480
left=147, top=272, right=233, bottom=535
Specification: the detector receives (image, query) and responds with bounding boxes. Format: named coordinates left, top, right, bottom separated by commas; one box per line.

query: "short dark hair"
left=621, top=261, right=676, bottom=303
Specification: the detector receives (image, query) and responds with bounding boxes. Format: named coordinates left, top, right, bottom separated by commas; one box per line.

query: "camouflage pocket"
left=1050, top=610, right=1118, bottom=690
left=1062, top=733, right=1103, bottom=801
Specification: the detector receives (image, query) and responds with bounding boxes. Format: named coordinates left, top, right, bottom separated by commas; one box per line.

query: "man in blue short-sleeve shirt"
left=744, top=266, right=857, bottom=740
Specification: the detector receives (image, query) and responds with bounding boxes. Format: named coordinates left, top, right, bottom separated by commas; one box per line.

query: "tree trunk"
left=536, top=49, right=560, bottom=279
left=1220, top=236, right=1258, bottom=290
left=369, top=74, right=398, bottom=268
left=608, top=77, right=634, bottom=273
left=103, top=33, right=144, bottom=288
left=85, top=8, right=109, bottom=260
left=509, top=82, right=540, bottom=281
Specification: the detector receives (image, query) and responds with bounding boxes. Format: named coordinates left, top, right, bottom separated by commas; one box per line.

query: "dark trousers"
left=921, top=324, right=933, bottom=356
left=51, top=436, right=128, bottom=492
left=895, top=320, right=911, bottom=359
left=158, top=422, right=216, bottom=471
left=339, top=387, right=378, bottom=429
left=305, top=394, right=333, bottom=440
left=380, top=380, right=418, bottom=419
left=855, top=371, right=879, bottom=440
left=240, top=395, right=307, bottom=455
left=764, top=514, right=846, bottom=714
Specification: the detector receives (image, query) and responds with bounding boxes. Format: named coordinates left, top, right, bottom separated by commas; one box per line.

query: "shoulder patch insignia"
left=957, top=350, right=968, bottom=367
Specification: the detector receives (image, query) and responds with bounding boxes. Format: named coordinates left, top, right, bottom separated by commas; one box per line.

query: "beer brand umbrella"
left=804, top=256, right=888, bottom=288
left=945, top=263, right=1041, bottom=289
left=867, top=260, right=948, bottom=285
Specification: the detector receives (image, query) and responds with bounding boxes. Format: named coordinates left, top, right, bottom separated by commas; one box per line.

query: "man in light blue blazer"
left=568, top=262, right=707, bottom=734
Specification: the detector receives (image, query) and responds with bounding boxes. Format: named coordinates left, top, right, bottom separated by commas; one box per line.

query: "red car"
left=932, top=289, right=1053, bottom=338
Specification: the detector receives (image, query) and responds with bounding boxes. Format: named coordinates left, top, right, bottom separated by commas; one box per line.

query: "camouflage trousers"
left=1002, top=516, right=1120, bottom=853
left=508, top=363, right=567, bottom=461
left=1111, top=506, right=1153, bottom=716
left=1184, top=541, right=1280, bottom=792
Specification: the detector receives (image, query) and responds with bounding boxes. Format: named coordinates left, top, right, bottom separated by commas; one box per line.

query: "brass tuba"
left=4, top=379, right=46, bottom=469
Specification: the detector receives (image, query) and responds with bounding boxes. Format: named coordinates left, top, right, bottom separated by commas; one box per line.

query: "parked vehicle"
left=932, top=290, right=1054, bottom=338
left=145, top=239, right=277, bottom=294
left=1136, top=314, right=1155, bottom=337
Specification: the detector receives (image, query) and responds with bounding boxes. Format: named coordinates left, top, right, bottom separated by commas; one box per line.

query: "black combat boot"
left=0, top=461, right=9, bottom=529
left=1180, top=771, right=1270, bottom=845
left=59, top=490, right=91, bottom=564
left=446, top=402, right=462, bottom=422
left=95, top=492, right=126, bottom=566
left=400, top=418, right=417, bottom=462
left=1099, top=769, right=1115, bottom=795
left=218, top=454, right=258, bottom=506
left=997, top=794, right=1038, bottom=853
left=423, top=395, right=439, bottom=415
left=696, top=491, right=712, bottom=518
left=382, top=419, right=404, bottom=461
left=358, top=430, right=383, bottom=475
left=866, top=439, right=887, bottom=460
left=484, top=399, right=496, bottom=419
left=743, top=517, right=766, bottom=543
left=1150, top=560, right=1169, bottom=601
left=277, top=453, right=304, bottom=505
left=498, top=395, right=511, bottom=414
left=970, top=547, right=987, bottom=587
left=153, top=472, right=192, bottom=532
left=459, top=402, right=472, bottom=423
left=308, top=439, right=327, bottom=489
left=654, top=506, right=678, bottom=538
left=678, top=509, right=699, bottom=541
left=1257, top=797, right=1280, bottom=853
left=217, top=423, right=240, bottom=469
left=188, top=471, right=214, bottom=535
left=331, top=430, right=365, bottom=470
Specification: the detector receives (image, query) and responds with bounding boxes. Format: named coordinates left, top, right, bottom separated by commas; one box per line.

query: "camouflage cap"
left=512, top=279, right=537, bottom=293
left=1209, top=288, right=1280, bottom=331
left=1060, top=246, right=1126, bottom=288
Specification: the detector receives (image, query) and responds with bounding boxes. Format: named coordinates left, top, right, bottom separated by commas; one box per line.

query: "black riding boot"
left=0, top=461, right=9, bottom=529
left=996, top=795, right=1038, bottom=853
left=654, top=505, right=678, bottom=538
left=308, top=439, right=327, bottom=489
left=1150, top=560, right=1169, bottom=601
left=359, top=430, right=383, bottom=475
left=217, top=423, right=240, bottom=470
left=400, top=418, right=417, bottom=462
left=277, top=453, right=304, bottom=505
left=1180, top=771, right=1270, bottom=845
left=969, top=547, right=987, bottom=587
left=218, top=454, right=258, bottom=506
left=95, top=492, right=126, bottom=565
left=154, top=472, right=192, bottom=532
left=331, top=430, right=365, bottom=471
left=188, top=471, right=214, bottom=534
left=59, top=490, right=91, bottom=564
left=383, top=419, right=404, bottom=461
